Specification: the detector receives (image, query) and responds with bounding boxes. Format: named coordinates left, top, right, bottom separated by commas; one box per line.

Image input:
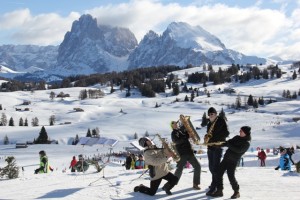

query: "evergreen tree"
left=86, top=129, right=92, bottom=137
left=92, top=127, right=100, bottom=137
left=125, top=89, right=131, bottom=97
left=155, top=102, right=159, bottom=108
left=19, top=117, right=23, bottom=126
left=276, top=69, right=282, bottom=78
left=184, top=95, right=189, bottom=101
left=8, top=117, right=14, bottom=126
left=182, top=84, right=188, bottom=92
left=207, top=91, right=210, bottom=97
left=0, top=156, right=19, bottom=179
left=0, top=104, right=2, bottom=110
left=1, top=113, right=7, bottom=126
left=258, top=97, right=264, bottom=105
left=24, top=118, right=28, bottom=126
left=3, top=135, right=9, bottom=145
left=286, top=90, right=291, bottom=98
left=35, top=126, right=49, bottom=144
left=247, top=94, right=254, bottom=106
left=292, top=70, right=297, bottom=80
left=49, top=91, right=55, bottom=100
left=262, top=69, right=269, bottom=79
left=49, top=115, right=55, bottom=126
left=282, top=90, right=286, bottom=98
left=219, top=108, right=227, bottom=121
left=172, top=84, right=179, bottom=95
left=253, top=99, right=259, bottom=108
left=145, top=131, right=149, bottom=137
left=201, top=112, right=208, bottom=127
left=235, top=95, right=242, bottom=109
left=134, top=132, right=138, bottom=139
left=292, top=91, right=297, bottom=99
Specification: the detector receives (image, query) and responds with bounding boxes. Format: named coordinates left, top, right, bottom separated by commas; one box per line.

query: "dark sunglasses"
left=208, top=113, right=215, bottom=116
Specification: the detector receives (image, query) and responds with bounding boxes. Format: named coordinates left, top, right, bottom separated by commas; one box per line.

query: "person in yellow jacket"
left=34, top=150, right=49, bottom=174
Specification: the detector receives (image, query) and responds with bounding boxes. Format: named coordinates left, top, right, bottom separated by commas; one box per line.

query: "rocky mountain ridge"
left=0, top=14, right=269, bottom=81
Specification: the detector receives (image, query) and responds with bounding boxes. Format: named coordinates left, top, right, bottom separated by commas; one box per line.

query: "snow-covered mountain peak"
left=165, top=22, right=226, bottom=51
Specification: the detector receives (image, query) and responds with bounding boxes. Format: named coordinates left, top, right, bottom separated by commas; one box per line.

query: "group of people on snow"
left=33, top=106, right=297, bottom=200
left=134, top=107, right=250, bottom=199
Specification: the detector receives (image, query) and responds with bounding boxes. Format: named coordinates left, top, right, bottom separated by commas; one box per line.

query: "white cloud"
left=0, top=9, right=80, bottom=45
left=86, top=1, right=298, bottom=59
left=0, top=0, right=299, bottom=60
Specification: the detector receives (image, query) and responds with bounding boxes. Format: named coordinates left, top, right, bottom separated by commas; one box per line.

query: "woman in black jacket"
left=209, top=126, right=251, bottom=199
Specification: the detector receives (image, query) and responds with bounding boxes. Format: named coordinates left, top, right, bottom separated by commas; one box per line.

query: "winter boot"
left=162, top=183, right=172, bottom=195
left=193, top=184, right=201, bottom=190
left=210, top=189, right=223, bottom=197
left=206, top=188, right=216, bottom=196
left=231, top=191, right=240, bottom=199
left=134, top=186, right=140, bottom=192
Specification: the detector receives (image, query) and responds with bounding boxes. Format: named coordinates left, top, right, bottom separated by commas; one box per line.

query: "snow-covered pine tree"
left=201, top=112, right=208, bottom=127
left=0, top=156, right=19, bottom=179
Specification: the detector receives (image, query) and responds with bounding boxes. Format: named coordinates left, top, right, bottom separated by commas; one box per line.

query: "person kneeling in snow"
left=134, top=137, right=178, bottom=196
left=275, top=148, right=292, bottom=171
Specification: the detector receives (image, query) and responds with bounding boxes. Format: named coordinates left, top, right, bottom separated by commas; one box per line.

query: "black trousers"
left=174, top=153, right=201, bottom=185
left=138, top=172, right=178, bottom=196
left=207, top=147, right=223, bottom=190
left=215, top=158, right=239, bottom=191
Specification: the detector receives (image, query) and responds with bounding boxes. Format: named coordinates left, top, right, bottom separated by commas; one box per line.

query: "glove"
left=222, top=141, right=228, bottom=147
left=274, top=166, right=279, bottom=170
left=34, top=169, right=39, bottom=174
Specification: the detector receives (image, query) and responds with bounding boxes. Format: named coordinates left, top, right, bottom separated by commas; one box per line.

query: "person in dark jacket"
left=124, top=152, right=132, bottom=170
left=134, top=137, right=178, bottom=196
left=205, top=107, right=230, bottom=196
left=209, top=126, right=251, bottom=199
left=34, top=150, right=49, bottom=174
left=286, top=147, right=295, bottom=165
left=171, top=121, right=201, bottom=190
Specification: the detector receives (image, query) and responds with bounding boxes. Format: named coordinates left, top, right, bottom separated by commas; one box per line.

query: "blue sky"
left=0, top=0, right=300, bottom=60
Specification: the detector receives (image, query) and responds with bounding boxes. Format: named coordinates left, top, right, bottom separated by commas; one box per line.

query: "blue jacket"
left=279, top=154, right=291, bottom=171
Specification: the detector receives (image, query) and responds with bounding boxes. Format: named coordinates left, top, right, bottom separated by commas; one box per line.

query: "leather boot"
left=210, top=189, right=223, bottom=197
left=206, top=188, right=216, bottom=196
left=231, top=191, right=240, bottom=199
left=162, top=183, right=172, bottom=195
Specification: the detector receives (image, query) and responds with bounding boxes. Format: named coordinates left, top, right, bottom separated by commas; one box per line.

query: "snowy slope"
left=0, top=64, right=300, bottom=199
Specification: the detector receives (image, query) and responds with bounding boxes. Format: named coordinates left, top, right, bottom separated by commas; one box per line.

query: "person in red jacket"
left=69, top=156, right=77, bottom=172
left=258, top=149, right=267, bottom=167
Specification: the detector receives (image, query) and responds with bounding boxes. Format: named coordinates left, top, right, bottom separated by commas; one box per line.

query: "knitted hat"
left=39, top=150, right=46, bottom=156
left=139, top=137, right=151, bottom=147
left=241, top=126, right=251, bottom=136
left=208, top=107, right=217, bottom=114
left=279, top=147, right=286, bottom=153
